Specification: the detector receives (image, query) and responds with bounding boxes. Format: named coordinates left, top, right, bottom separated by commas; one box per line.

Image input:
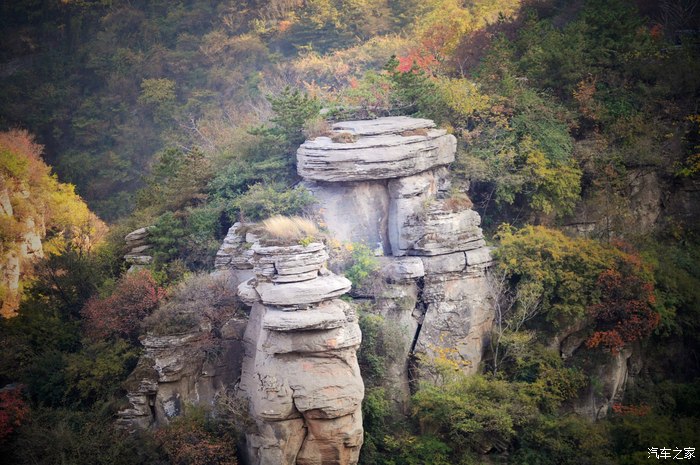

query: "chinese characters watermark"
left=648, top=448, right=695, bottom=460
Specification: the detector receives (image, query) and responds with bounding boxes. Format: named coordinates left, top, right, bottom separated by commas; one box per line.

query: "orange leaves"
left=396, top=51, right=439, bottom=74
left=611, top=402, right=651, bottom=416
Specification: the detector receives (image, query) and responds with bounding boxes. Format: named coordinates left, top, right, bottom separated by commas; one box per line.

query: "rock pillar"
left=237, top=240, right=364, bottom=465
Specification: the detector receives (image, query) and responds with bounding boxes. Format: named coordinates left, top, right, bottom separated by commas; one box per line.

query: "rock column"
left=237, top=241, right=364, bottom=465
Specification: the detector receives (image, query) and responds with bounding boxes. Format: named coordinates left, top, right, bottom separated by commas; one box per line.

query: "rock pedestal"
left=237, top=241, right=364, bottom=465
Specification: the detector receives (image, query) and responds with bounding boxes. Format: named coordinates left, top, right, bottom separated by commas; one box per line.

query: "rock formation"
left=124, top=226, right=154, bottom=272
left=298, top=116, right=494, bottom=389
left=236, top=237, right=364, bottom=465
left=117, top=286, right=247, bottom=430
left=119, top=116, right=493, bottom=464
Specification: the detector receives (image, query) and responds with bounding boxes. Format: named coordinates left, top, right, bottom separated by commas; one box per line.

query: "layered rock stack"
left=124, top=226, right=154, bottom=272
left=298, top=116, right=494, bottom=389
left=237, top=239, right=364, bottom=465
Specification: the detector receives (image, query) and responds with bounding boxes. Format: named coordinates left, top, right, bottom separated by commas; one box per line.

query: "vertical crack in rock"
left=409, top=277, right=426, bottom=356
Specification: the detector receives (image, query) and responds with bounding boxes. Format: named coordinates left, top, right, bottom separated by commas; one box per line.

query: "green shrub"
left=230, top=183, right=315, bottom=222
left=344, top=243, right=380, bottom=290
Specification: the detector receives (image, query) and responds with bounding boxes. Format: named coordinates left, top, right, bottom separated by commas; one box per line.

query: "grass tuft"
left=261, top=215, right=319, bottom=242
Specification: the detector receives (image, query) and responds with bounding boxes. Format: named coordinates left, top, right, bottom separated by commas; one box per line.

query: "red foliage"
left=611, top=402, right=651, bottom=416
left=396, top=49, right=439, bottom=74
left=82, top=270, right=166, bottom=342
left=0, top=386, right=29, bottom=442
left=586, top=248, right=660, bottom=354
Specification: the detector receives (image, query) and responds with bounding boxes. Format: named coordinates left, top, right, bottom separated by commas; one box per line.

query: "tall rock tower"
left=297, top=116, right=494, bottom=396
left=236, top=235, right=364, bottom=465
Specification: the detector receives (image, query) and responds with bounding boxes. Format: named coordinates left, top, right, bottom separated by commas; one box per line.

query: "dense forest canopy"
left=0, top=0, right=699, bottom=464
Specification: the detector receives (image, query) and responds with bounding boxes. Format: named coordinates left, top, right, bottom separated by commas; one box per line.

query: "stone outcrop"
left=237, top=239, right=364, bottom=465
left=118, top=316, right=247, bottom=430
left=124, top=226, right=154, bottom=271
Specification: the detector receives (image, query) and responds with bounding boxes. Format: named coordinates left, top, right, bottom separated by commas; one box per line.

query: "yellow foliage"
left=435, top=77, right=491, bottom=118
left=415, top=0, right=522, bottom=58
left=1, top=129, right=106, bottom=316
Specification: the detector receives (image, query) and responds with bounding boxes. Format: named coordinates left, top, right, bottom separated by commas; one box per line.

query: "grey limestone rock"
left=332, top=116, right=435, bottom=135
left=124, top=226, right=155, bottom=269
left=255, top=274, right=352, bottom=308
left=303, top=180, right=390, bottom=250
left=379, top=256, right=425, bottom=282
left=124, top=226, right=152, bottom=243
left=262, top=299, right=353, bottom=332
left=401, top=202, right=485, bottom=256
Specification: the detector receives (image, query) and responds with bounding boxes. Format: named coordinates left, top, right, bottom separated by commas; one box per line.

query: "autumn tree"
left=81, top=270, right=166, bottom=343
left=0, top=386, right=29, bottom=442
left=586, top=245, right=660, bottom=353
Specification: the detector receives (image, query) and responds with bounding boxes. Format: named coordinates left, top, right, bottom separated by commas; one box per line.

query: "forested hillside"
left=1, top=1, right=699, bottom=464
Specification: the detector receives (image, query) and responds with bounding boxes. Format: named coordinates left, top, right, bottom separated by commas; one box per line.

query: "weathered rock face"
left=298, top=117, right=494, bottom=387
left=1, top=186, right=45, bottom=317
left=237, top=241, right=364, bottom=465
left=118, top=317, right=247, bottom=429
